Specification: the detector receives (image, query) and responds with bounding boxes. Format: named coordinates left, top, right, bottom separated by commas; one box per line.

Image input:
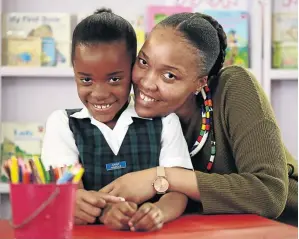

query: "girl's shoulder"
left=47, top=109, right=68, bottom=123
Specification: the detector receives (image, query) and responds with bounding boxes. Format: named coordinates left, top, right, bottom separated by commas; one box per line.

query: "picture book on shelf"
left=2, top=37, right=42, bottom=66
left=129, top=15, right=146, bottom=53
left=146, top=5, right=192, bottom=32
left=0, top=123, right=45, bottom=182
left=272, top=42, right=298, bottom=69
left=203, top=10, right=250, bottom=68
left=272, top=12, right=298, bottom=69
left=2, top=13, right=71, bottom=67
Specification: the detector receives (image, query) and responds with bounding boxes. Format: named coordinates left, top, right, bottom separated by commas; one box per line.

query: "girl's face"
left=73, top=41, right=132, bottom=127
left=132, top=27, right=203, bottom=118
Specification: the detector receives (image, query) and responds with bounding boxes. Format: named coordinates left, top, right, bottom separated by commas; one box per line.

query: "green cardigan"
left=185, top=66, right=297, bottom=224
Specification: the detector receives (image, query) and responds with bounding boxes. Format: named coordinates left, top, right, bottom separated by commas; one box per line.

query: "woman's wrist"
left=165, top=167, right=200, bottom=200
left=165, top=167, right=183, bottom=192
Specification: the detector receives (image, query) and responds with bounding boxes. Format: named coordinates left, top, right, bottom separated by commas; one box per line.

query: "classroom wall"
left=272, top=80, right=298, bottom=158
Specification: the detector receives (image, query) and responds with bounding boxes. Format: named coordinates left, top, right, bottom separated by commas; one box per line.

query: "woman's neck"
left=175, top=95, right=198, bottom=129
left=175, top=95, right=200, bottom=147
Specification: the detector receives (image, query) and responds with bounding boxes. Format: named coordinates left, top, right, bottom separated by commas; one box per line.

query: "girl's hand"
left=74, top=189, right=125, bottom=224
left=128, top=202, right=164, bottom=232
left=100, top=201, right=138, bottom=230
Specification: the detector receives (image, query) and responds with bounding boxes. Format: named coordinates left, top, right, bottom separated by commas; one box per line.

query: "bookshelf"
left=262, top=0, right=298, bottom=99
left=0, top=0, right=297, bottom=219
left=0, top=67, right=259, bottom=78
left=270, top=69, right=298, bottom=81
left=0, top=67, right=257, bottom=78
left=0, top=66, right=74, bottom=77
left=262, top=0, right=298, bottom=164
left=0, top=183, right=9, bottom=193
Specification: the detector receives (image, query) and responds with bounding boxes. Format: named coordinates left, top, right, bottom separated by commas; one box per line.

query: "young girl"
left=41, top=9, right=193, bottom=231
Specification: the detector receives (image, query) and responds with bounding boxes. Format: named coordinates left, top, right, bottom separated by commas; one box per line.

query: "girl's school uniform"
left=42, top=104, right=193, bottom=190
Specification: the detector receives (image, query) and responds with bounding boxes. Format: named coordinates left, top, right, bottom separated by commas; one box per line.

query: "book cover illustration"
left=2, top=37, right=42, bottom=66
left=147, top=5, right=192, bottom=32
left=130, top=15, right=146, bottom=53
left=203, top=10, right=250, bottom=68
left=0, top=123, right=45, bottom=182
left=2, top=13, right=71, bottom=67
left=272, top=13, right=298, bottom=69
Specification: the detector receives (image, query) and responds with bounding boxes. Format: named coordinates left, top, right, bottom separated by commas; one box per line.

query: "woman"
left=101, top=12, right=298, bottom=226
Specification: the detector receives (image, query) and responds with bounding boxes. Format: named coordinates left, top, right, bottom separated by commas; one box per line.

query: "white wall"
left=2, top=77, right=82, bottom=122
left=271, top=80, right=298, bottom=158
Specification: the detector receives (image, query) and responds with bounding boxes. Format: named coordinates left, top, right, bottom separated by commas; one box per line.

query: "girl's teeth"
left=94, top=104, right=111, bottom=109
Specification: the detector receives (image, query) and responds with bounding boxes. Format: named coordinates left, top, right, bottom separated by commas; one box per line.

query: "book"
left=272, top=13, right=298, bottom=42
left=2, top=13, right=71, bottom=67
left=130, top=15, right=146, bottom=53
left=146, top=5, right=192, bottom=32
left=0, top=123, right=45, bottom=182
left=2, top=37, right=42, bottom=66
left=203, top=10, right=250, bottom=68
left=272, top=13, right=298, bottom=69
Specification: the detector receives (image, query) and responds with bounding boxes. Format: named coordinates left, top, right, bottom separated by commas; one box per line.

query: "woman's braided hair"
left=158, top=12, right=227, bottom=96
left=199, top=13, right=227, bottom=94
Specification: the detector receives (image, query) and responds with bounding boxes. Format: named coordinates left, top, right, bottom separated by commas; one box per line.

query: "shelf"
left=0, top=67, right=259, bottom=79
left=0, top=183, right=9, bottom=193
left=0, top=66, right=74, bottom=77
left=0, top=67, right=258, bottom=79
left=270, top=69, right=298, bottom=80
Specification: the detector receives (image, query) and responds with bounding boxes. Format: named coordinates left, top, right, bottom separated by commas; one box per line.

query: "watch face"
left=153, top=177, right=169, bottom=193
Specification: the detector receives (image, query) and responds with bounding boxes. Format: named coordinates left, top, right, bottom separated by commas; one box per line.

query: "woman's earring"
left=201, top=84, right=209, bottom=100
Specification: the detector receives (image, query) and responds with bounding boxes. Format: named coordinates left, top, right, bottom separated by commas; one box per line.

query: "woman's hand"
left=100, top=168, right=157, bottom=204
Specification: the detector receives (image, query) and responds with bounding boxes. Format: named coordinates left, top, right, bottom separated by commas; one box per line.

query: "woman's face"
left=132, top=27, right=202, bottom=118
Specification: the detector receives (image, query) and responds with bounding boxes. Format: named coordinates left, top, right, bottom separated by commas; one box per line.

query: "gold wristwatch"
left=152, top=166, right=169, bottom=194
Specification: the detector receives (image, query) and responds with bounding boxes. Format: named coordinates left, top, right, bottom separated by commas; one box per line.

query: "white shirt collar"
left=68, top=101, right=152, bottom=155
left=70, top=101, right=152, bottom=127
left=69, top=106, right=91, bottom=119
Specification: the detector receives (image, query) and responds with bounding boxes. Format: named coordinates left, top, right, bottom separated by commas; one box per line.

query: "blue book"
left=41, top=37, right=56, bottom=66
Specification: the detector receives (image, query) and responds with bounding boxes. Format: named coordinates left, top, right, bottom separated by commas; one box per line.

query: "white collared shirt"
left=41, top=104, right=193, bottom=170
